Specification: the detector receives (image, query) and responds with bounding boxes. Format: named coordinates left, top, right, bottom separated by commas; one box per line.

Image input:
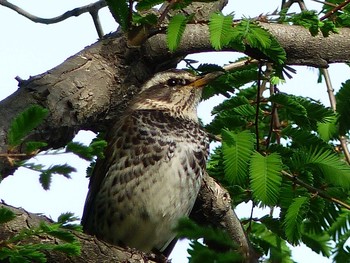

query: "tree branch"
left=281, top=170, right=350, bottom=210
left=0, top=202, right=163, bottom=263
left=144, top=23, right=350, bottom=67
left=0, top=0, right=107, bottom=25
left=0, top=0, right=108, bottom=38
left=190, top=174, right=260, bottom=262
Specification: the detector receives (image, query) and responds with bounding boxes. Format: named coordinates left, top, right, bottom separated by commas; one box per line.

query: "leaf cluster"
left=287, top=10, right=338, bottom=37
left=0, top=207, right=80, bottom=263
left=208, top=14, right=286, bottom=67
left=7, top=105, right=49, bottom=153
left=203, top=68, right=350, bottom=261
left=175, top=218, right=242, bottom=263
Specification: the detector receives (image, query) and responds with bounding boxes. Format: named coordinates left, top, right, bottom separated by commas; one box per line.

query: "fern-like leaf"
left=283, top=196, right=310, bottom=244
left=209, top=13, right=233, bottom=50
left=269, top=93, right=308, bottom=117
left=317, top=114, right=338, bottom=141
left=301, top=232, right=331, bottom=257
left=167, top=14, right=187, bottom=52
left=336, top=80, right=350, bottom=135
left=106, top=0, right=130, bottom=31
left=222, top=130, right=254, bottom=185
left=8, top=105, right=49, bottom=147
left=249, top=152, right=282, bottom=206
left=292, top=148, right=350, bottom=189
left=328, top=209, right=350, bottom=240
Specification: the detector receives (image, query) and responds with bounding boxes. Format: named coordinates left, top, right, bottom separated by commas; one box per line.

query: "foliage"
left=0, top=207, right=81, bottom=262
left=288, top=10, right=338, bottom=37
left=7, top=105, right=48, bottom=149
left=175, top=218, right=242, bottom=262
left=336, top=80, right=350, bottom=135
left=167, top=14, right=188, bottom=51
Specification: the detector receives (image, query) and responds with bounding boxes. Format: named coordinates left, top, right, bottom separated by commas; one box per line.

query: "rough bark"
left=1, top=4, right=350, bottom=262
left=0, top=202, right=162, bottom=263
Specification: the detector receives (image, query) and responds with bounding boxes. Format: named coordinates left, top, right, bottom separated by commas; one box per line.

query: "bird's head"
left=131, top=69, right=222, bottom=121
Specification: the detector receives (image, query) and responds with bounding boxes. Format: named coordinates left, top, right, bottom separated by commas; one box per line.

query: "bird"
left=81, top=69, right=222, bottom=253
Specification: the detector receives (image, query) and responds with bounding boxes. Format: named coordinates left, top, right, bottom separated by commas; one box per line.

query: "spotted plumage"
left=81, top=69, right=221, bottom=252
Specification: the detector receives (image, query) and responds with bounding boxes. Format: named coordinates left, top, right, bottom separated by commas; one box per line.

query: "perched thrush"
left=81, top=69, right=221, bottom=252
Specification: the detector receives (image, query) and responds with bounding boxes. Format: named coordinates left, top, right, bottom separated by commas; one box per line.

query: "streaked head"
left=132, top=69, right=222, bottom=121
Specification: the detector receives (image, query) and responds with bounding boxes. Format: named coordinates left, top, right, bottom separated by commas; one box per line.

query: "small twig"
left=90, top=9, right=104, bottom=39
left=322, top=68, right=337, bottom=111
left=282, top=0, right=305, bottom=10
left=0, top=0, right=107, bottom=36
left=311, top=0, right=338, bottom=7
left=320, top=0, right=350, bottom=20
left=247, top=201, right=255, bottom=234
left=266, top=103, right=277, bottom=148
left=255, top=64, right=263, bottom=152
left=222, top=59, right=259, bottom=71
left=157, top=0, right=177, bottom=26
left=281, top=170, right=350, bottom=210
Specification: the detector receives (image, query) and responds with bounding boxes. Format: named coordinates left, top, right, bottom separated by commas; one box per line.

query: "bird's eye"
left=184, top=79, right=191, bottom=85
left=167, top=78, right=178, bottom=87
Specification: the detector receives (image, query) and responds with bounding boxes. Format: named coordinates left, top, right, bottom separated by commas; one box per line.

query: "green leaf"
left=317, top=114, right=338, bottom=141
left=39, top=171, right=52, bottom=190
left=74, top=135, right=107, bottom=161
left=290, top=10, right=320, bottom=36
left=249, top=152, right=282, bottom=206
left=0, top=207, right=16, bottom=224
left=336, top=80, right=350, bottom=135
left=209, top=13, right=234, bottom=50
left=292, top=148, right=350, bottom=189
left=24, top=141, right=48, bottom=154
left=283, top=196, right=310, bottom=244
left=269, top=93, right=308, bottom=117
left=46, top=164, right=76, bottom=179
left=222, top=130, right=255, bottom=185
left=332, top=230, right=350, bottom=262
left=167, top=14, right=188, bottom=52
left=175, top=218, right=236, bottom=250
left=39, top=164, right=76, bottom=190
left=52, top=243, right=80, bottom=256
left=57, top=212, right=82, bottom=231
left=328, top=209, right=350, bottom=240
left=301, top=232, right=331, bottom=257
left=249, top=221, right=292, bottom=261
left=231, top=20, right=286, bottom=65
left=233, top=104, right=259, bottom=117
left=106, top=0, right=129, bottom=31
left=187, top=241, right=242, bottom=263
left=239, top=19, right=271, bottom=49
left=7, top=105, right=49, bottom=147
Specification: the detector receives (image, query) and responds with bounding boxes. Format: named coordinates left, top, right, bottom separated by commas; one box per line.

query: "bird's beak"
left=191, top=71, right=224, bottom=88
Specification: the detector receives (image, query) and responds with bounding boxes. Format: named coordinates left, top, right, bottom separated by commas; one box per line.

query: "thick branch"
left=0, top=202, right=161, bottom=263
left=190, top=174, right=259, bottom=262
left=144, top=23, right=350, bottom=67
